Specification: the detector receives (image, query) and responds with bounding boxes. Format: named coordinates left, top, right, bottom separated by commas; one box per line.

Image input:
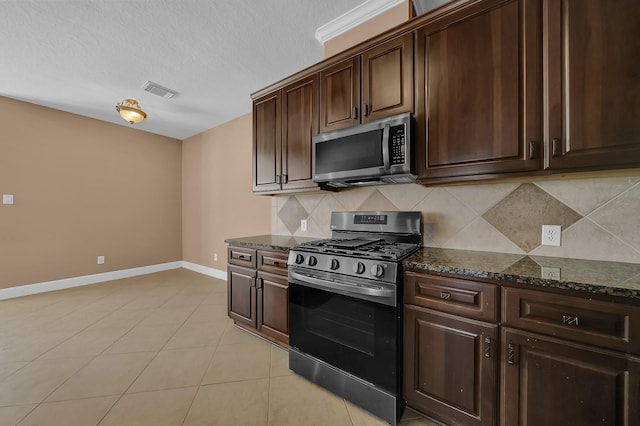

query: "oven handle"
left=289, top=270, right=394, bottom=298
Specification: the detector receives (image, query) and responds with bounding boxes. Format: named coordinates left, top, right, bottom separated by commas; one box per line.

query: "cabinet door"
left=416, top=0, right=541, bottom=180
left=319, top=57, right=360, bottom=132
left=404, top=304, right=497, bottom=426
left=257, top=271, right=289, bottom=345
left=361, top=33, right=414, bottom=123
left=227, top=265, right=257, bottom=328
left=501, top=327, right=640, bottom=426
left=253, top=91, right=282, bottom=192
left=282, top=74, right=319, bottom=191
left=545, top=0, right=640, bottom=170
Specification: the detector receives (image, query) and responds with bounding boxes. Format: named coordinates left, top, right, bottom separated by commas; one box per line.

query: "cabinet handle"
left=282, top=174, right=288, bottom=184
left=352, top=106, right=358, bottom=119
left=528, top=141, right=537, bottom=160
left=508, top=343, right=517, bottom=365
left=276, top=175, right=281, bottom=185
left=562, top=314, right=579, bottom=326
left=552, top=138, right=563, bottom=157
left=484, top=337, right=492, bottom=359
left=236, top=254, right=248, bottom=260
left=265, top=259, right=281, bottom=266
left=440, top=291, right=451, bottom=300
left=364, top=103, right=369, bottom=117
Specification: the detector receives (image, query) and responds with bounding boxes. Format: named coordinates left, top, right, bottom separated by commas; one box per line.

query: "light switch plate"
left=2, top=194, right=14, bottom=205
left=301, top=219, right=308, bottom=232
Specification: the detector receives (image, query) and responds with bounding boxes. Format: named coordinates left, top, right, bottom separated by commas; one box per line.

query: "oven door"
left=289, top=268, right=399, bottom=393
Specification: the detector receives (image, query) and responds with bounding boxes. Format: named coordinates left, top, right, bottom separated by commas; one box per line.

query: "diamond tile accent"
left=278, top=197, right=308, bottom=234
left=482, top=183, right=582, bottom=252
left=357, top=190, right=398, bottom=212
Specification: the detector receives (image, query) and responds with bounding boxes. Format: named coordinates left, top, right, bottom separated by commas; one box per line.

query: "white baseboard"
left=182, top=261, right=227, bottom=280
left=0, top=261, right=183, bottom=301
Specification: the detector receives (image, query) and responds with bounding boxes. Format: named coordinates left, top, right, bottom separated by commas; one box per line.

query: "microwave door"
left=382, top=124, right=391, bottom=171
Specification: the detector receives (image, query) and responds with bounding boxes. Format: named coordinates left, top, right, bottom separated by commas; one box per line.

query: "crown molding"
left=315, top=0, right=406, bottom=45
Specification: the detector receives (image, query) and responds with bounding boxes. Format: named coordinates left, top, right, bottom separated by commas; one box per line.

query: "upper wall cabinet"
left=544, top=0, right=640, bottom=171
left=253, top=74, right=319, bottom=194
left=415, top=0, right=541, bottom=181
left=320, top=33, right=414, bottom=133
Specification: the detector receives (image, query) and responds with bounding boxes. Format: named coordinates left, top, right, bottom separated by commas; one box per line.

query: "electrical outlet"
left=541, top=267, right=561, bottom=280
left=214, top=253, right=218, bottom=261
left=301, top=219, right=308, bottom=232
left=2, top=194, right=13, bottom=205
left=97, top=256, right=105, bottom=265
left=541, top=225, right=562, bottom=246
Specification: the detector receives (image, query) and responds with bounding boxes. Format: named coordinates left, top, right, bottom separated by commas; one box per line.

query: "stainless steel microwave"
left=312, top=113, right=415, bottom=188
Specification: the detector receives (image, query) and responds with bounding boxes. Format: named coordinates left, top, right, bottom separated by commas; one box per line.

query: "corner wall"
left=0, top=96, right=183, bottom=289
left=181, top=113, right=271, bottom=269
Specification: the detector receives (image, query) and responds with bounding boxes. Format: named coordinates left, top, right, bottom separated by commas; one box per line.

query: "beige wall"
left=0, top=96, right=182, bottom=289
left=182, top=113, right=271, bottom=269
left=324, top=1, right=413, bottom=58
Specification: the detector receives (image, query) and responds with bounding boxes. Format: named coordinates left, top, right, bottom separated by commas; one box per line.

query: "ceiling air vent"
left=142, top=81, right=177, bottom=99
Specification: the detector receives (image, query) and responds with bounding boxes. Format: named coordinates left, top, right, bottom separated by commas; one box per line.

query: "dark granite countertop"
left=224, top=234, right=319, bottom=252
left=404, top=247, right=640, bottom=301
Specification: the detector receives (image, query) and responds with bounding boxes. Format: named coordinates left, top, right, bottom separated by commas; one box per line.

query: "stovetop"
left=293, top=237, right=420, bottom=262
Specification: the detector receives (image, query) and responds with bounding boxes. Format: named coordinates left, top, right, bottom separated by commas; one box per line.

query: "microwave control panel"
left=389, top=124, right=406, bottom=165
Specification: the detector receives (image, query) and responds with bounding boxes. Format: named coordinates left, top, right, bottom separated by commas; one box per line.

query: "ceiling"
left=0, top=0, right=373, bottom=140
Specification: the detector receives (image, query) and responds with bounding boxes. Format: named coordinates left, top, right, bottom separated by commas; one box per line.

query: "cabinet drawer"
left=228, top=246, right=256, bottom=268
left=502, top=287, right=640, bottom=355
left=257, top=250, right=288, bottom=275
left=405, top=272, right=498, bottom=322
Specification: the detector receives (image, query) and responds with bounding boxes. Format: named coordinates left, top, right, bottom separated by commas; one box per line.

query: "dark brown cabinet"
left=416, top=0, right=541, bottom=180
left=253, top=74, right=319, bottom=194
left=544, top=0, right=640, bottom=171
left=501, top=327, right=640, bottom=426
left=227, top=264, right=257, bottom=327
left=501, top=286, right=640, bottom=426
left=320, top=33, right=413, bottom=133
left=257, top=271, right=289, bottom=344
left=404, top=272, right=498, bottom=426
left=227, top=246, right=290, bottom=346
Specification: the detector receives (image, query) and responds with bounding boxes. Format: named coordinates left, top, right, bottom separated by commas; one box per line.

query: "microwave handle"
left=382, top=124, right=391, bottom=170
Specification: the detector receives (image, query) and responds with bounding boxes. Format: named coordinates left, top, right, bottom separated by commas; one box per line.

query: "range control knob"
left=370, top=264, right=385, bottom=278
left=330, top=259, right=340, bottom=270
left=307, top=256, right=317, bottom=267
left=353, top=262, right=366, bottom=274
left=295, top=254, right=305, bottom=264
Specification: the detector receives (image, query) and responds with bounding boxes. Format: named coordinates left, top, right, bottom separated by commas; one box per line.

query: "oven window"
left=315, top=129, right=384, bottom=174
left=289, top=282, right=398, bottom=392
left=305, top=295, right=375, bottom=356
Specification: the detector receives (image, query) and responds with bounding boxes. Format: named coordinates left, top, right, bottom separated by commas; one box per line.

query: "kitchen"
left=2, top=0, right=640, bottom=425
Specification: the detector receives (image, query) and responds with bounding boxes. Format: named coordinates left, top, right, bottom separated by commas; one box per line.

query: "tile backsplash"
left=272, top=175, right=640, bottom=264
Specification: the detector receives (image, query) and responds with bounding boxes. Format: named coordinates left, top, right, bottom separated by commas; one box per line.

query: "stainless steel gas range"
left=288, top=211, right=422, bottom=425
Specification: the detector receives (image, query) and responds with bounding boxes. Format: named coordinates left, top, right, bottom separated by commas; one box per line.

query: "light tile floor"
left=0, top=269, right=441, bottom=426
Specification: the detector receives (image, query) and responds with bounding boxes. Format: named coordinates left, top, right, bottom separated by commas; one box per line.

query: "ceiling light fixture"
left=115, top=98, right=147, bottom=124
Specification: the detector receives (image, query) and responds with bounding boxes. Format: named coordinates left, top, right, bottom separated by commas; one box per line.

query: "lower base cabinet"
left=227, top=246, right=290, bottom=347
left=404, top=304, right=498, bottom=426
left=501, top=327, right=640, bottom=426
left=404, top=271, right=640, bottom=426
left=227, top=264, right=256, bottom=327
left=257, top=271, right=289, bottom=344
